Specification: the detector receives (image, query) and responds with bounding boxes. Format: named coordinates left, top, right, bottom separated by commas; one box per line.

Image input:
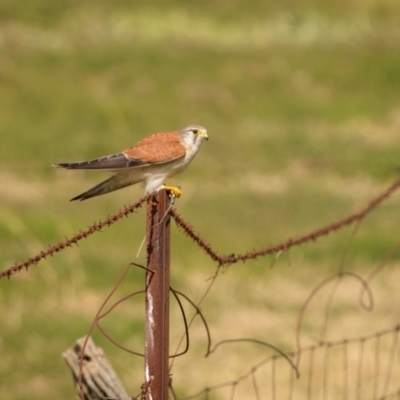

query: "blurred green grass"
left=1, top=0, right=400, bottom=399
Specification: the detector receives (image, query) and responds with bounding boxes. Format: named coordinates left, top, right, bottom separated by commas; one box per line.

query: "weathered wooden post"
left=145, top=189, right=171, bottom=399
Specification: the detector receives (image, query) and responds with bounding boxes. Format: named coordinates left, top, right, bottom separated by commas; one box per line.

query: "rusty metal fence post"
left=145, top=190, right=170, bottom=399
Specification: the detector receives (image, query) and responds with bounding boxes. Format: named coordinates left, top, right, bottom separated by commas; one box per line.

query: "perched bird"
left=53, top=125, right=208, bottom=201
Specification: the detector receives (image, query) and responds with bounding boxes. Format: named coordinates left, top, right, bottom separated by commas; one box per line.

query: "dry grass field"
left=1, top=0, right=400, bottom=399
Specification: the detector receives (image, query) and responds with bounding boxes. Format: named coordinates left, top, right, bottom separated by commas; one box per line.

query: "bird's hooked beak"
left=198, top=129, right=209, bottom=141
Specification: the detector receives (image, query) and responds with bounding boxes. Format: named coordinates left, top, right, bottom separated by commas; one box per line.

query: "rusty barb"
left=0, top=194, right=150, bottom=279
left=170, top=177, right=400, bottom=266
left=2, top=177, right=400, bottom=280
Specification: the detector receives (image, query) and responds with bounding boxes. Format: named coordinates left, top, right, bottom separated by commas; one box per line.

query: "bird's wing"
left=123, top=131, right=186, bottom=164
left=53, top=131, right=186, bottom=171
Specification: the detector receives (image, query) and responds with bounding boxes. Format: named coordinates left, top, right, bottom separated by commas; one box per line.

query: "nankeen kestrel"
left=53, top=125, right=208, bottom=201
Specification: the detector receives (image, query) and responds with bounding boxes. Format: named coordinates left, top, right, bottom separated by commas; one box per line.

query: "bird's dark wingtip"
left=53, top=163, right=70, bottom=169
left=70, top=194, right=86, bottom=202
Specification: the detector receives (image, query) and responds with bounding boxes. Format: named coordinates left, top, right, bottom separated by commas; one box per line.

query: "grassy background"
left=1, top=0, right=400, bottom=399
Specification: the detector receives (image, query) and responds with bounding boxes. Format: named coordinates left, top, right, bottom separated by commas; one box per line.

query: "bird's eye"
left=192, top=129, right=198, bottom=134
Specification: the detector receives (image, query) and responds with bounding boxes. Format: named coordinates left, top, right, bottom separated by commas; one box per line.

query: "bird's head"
left=179, top=125, right=208, bottom=146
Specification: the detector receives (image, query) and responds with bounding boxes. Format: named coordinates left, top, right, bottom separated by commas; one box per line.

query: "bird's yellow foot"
left=163, top=185, right=183, bottom=198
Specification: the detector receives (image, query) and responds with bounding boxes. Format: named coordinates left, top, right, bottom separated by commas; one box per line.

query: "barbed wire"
left=2, top=177, right=400, bottom=280
left=170, top=177, right=400, bottom=266
left=0, top=194, right=150, bottom=279
left=3, top=178, right=400, bottom=399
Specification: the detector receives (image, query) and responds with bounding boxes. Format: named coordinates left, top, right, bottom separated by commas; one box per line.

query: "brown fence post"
left=145, top=190, right=170, bottom=399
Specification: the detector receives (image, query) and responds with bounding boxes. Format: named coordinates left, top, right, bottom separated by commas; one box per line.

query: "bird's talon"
left=163, top=185, right=183, bottom=198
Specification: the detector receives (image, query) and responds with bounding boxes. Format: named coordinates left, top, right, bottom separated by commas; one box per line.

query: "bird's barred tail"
left=70, top=176, right=133, bottom=201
